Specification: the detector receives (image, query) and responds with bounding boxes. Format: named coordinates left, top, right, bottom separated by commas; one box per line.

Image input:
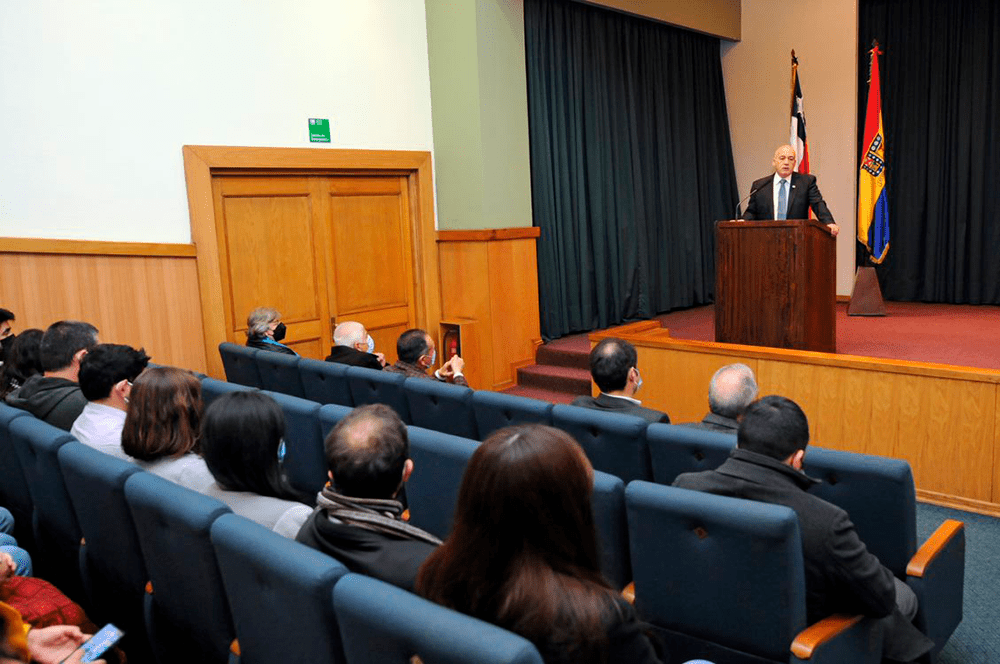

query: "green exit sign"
left=308, top=118, right=331, bottom=143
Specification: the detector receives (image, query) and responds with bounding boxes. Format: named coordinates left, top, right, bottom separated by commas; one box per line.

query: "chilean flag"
left=789, top=57, right=810, bottom=174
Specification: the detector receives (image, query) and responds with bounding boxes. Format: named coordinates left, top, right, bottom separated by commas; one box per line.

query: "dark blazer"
left=679, top=412, right=738, bottom=433
left=325, top=345, right=382, bottom=370
left=570, top=393, right=670, bottom=424
left=743, top=172, right=834, bottom=225
left=247, top=336, right=296, bottom=356
left=384, top=360, right=468, bottom=387
left=674, top=448, right=933, bottom=662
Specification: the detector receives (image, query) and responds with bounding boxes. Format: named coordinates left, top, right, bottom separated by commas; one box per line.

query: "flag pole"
left=789, top=50, right=798, bottom=117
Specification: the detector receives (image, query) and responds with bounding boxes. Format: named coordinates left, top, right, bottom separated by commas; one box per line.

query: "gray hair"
left=333, top=321, right=366, bottom=348
left=708, top=363, right=758, bottom=419
left=246, top=307, right=280, bottom=339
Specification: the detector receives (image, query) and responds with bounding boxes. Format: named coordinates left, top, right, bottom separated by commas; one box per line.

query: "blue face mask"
left=366, top=335, right=375, bottom=354
left=428, top=349, right=437, bottom=367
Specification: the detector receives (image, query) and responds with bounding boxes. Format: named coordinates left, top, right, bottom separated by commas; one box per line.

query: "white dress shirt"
left=772, top=172, right=792, bottom=218
left=70, top=402, right=129, bottom=461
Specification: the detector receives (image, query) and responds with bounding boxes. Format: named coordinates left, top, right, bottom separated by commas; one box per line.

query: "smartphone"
left=61, top=623, right=124, bottom=663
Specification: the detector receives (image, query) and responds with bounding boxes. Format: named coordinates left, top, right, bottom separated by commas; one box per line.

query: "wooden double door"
left=212, top=173, right=417, bottom=363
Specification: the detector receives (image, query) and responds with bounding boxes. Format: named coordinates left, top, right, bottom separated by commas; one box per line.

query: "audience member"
left=0, top=309, right=15, bottom=364
left=120, top=367, right=214, bottom=491
left=296, top=404, right=441, bottom=591
left=416, top=424, right=663, bottom=664
left=384, top=329, right=467, bottom=386
left=5, top=321, right=99, bottom=430
left=0, top=329, right=43, bottom=400
left=0, top=602, right=99, bottom=664
left=325, top=321, right=385, bottom=369
left=571, top=338, right=669, bottom=423
left=70, top=344, right=150, bottom=460
left=681, top=363, right=757, bottom=433
left=245, top=307, right=297, bottom=356
left=200, top=391, right=314, bottom=537
left=0, top=509, right=31, bottom=578
left=673, top=396, right=933, bottom=663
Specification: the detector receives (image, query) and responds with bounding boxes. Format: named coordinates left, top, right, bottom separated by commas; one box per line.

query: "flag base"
left=848, top=266, right=887, bottom=316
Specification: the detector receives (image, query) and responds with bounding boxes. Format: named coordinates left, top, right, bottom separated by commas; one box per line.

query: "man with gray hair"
left=682, top=363, right=758, bottom=433
left=325, top=321, right=385, bottom=370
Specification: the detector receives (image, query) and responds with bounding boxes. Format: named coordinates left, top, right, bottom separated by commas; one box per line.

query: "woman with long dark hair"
left=416, top=425, right=664, bottom=664
left=0, top=329, right=43, bottom=399
left=199, top=391, right=313, bottom=537
left=120, top=367, right=214, bottom=491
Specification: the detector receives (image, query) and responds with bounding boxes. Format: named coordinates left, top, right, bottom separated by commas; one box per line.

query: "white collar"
left=772, top=172, right=791, bottom=187
left=600, top=392, right=642, bottom=405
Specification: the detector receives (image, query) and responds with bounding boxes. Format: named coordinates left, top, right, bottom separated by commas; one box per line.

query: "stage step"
left=534, top=344, right=590, bottom=371
left=514, top=363, right=591, bottom=397
left=502, top=385, right=578, bottom=405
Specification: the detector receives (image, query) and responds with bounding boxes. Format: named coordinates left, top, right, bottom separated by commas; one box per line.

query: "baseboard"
left=916, top=489, right=1000, bottom=518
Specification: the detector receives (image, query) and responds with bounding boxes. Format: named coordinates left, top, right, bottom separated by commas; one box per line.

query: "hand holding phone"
left=58, top=624, right=124, bottom=664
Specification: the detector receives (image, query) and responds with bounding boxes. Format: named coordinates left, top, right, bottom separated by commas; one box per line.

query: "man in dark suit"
left=325, top=321, right=385, bottom=370
left=674, top=396, right=933, bottom=663
left=743, top=145, right=840, bottom=237
left=681, top=363, right=757, bottom=433
left=571, top=337, right=669, bottom=424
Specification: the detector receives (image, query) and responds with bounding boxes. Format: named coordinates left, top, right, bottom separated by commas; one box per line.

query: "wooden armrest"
left=401, top=508, right=410, bottom=522
left=906, top=519, right=964, bottom=578
left=230, top=639, right=241, bottom=656
left=621, top=582, right=635, bottom=605
left=145, top=581, right=154, bottom=595
left=790, top=614, right=864, bottom=660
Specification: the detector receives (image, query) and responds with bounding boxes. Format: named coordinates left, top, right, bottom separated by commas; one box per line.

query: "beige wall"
left=721, top=0, right=858, bottom=295
left=583, top=0, right=741, bottom=40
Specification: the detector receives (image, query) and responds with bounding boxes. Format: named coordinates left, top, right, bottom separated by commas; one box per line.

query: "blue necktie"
left=777, top=179, right=788, bottom=220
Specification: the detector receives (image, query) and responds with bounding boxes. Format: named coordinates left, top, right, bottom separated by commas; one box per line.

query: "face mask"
left=272, top=322, right=287, bottom=342
left=366, top=335, right=375, bottom=354
left=426, top=349, right=436, bottom=367
left=634, top=368, right=643, bottom=393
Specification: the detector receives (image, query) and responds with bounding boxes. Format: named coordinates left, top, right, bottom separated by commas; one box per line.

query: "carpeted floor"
left=916, top=503, right=999, bottom=663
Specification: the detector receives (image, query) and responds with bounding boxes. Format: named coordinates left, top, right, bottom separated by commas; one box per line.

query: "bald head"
left=709, top=363, right=758, bottom=419
left=334, top=321, right=367, bottom=349
left=324, top=404, right=409, bottom=499
left=773, top=144, right=797, bottom=178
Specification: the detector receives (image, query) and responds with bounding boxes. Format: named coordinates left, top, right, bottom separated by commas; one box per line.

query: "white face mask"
left=427, top=349, right=437, bottom=367
left=366, top=335, right=375, bottom=354
left=633, top=368, right=642, bottom=393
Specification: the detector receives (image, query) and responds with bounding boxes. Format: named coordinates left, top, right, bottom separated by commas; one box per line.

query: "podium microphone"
left=734, top=186, right=760, bottom=220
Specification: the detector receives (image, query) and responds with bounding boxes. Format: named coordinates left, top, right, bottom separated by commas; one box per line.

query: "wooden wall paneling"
left=993, top=384, right=1000, bottom=504
left=437, top=241, right=493, bottom=390
left=487, top=238, right=542, bottom=389
left=408, top=153, right=442, bottom=333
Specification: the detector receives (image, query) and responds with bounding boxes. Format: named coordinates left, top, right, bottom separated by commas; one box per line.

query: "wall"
left=0, top=0, right=435, bottom=244
left=721, top=0, right=858, bottom=295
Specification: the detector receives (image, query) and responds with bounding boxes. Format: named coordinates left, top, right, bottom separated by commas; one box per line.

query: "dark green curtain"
left=859, top=0, right=1000, bottom=303
left=525, top=0, right=738, bottom=339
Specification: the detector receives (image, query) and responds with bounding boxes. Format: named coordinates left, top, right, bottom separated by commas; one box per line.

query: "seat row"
left=0, top=402, right=547, bottom=663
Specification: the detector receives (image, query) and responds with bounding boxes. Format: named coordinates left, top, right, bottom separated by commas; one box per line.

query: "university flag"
left=858, top=41, right=890, bottom=263
left=789, top=52, right=809, bottom=174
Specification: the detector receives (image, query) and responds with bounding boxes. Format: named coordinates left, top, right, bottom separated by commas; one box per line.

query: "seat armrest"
left=791, top=614, right=883, bottom=663
left=621, top=582, right=635, bottom=605
left=906, top=519, right=963, bottom=577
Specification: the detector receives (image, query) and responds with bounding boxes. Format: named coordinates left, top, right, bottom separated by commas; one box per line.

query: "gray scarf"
left=316, top=487, right=442, bottom=546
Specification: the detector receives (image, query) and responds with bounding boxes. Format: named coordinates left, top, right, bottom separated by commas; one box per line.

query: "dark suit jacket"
left=325, top=345, right=382, bottom=370
left=674, top=448, right=932, bottom=662
left=679, top=412, right=738, bottom=433
left=570, top=393, right=670, bottom=424
left=246, top=336, right=296, bottom=356
left=743, top=172, right=834, bottom=225
left=384, top=360, right=468, bottom=387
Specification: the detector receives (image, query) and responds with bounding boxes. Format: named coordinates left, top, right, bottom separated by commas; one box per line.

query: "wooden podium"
left=715, top=219, right=836, bottom=353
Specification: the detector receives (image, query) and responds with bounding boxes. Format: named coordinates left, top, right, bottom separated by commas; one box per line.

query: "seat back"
left=211, top=513, right=348, bottom=664
left=218, top=341, right=263, bottom=388
left=550, top=405, right=652, bottom=483
left=318, top=403, right=353, bottom=441
left=646, top=424, right=734, bottom=486
left=404, top=378, right=477, bottom=439
left=471, top=391, right=553, bottom=439
left=58, top=442, right=147, bottom=625
left=201, top=377, right=255, bottom=408
left=626, top=481, right=806, bottom=663
left=405, top=426, right=480, bottom=540
left=300, top=358, right=354, bottom=407
left=803, top=446, right=917, bottom=578
left=346, top=366, right=411, bottom=423
left=257, top=351, right=305, bottom=398
left=124, top=472, right=234, bottom=661
left=0, top=404, right=33, bottom=534
left=592, top=470, right=631, bottom=591
left=262, top=390, right=325, bottom=497
left=332, top=574, right=544, bottom=664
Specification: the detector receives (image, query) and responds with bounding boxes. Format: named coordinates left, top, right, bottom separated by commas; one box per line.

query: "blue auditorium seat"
left=625, top=481, right=882, bottom=664
left=646, top=424, right=734, bottom=486
left=0, top=404, right=33, bottom=543
left=403, top=378, right=478, bottom=439
left=125, top=472, right=236, bottom=663
left=345, top=366, right=411, bottom=423
left=550, top=405, right=652, bottom=483
left=211, top=513, right=348, bottom=664
left=219, top=342, right=263, bottom=388
left=332, top=574, right=544, bottom=664
left=256, top=350, right=305, bottom=398
left=262, top=390, right=325, bottom=497
left=405, top=426, right=479, bottom=540
left=470, top=390, right=553, bottom=439
left=318, top=403, right=353, bottom=442
left=299, top=358, right=354, bottom=408
left=201, top=377, right=255, bottom=408
left=591, top=471, right=631, bottom=591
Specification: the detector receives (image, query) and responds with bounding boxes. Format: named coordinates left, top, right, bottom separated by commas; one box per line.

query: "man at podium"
left=743, top=145, right=840, bottom=237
